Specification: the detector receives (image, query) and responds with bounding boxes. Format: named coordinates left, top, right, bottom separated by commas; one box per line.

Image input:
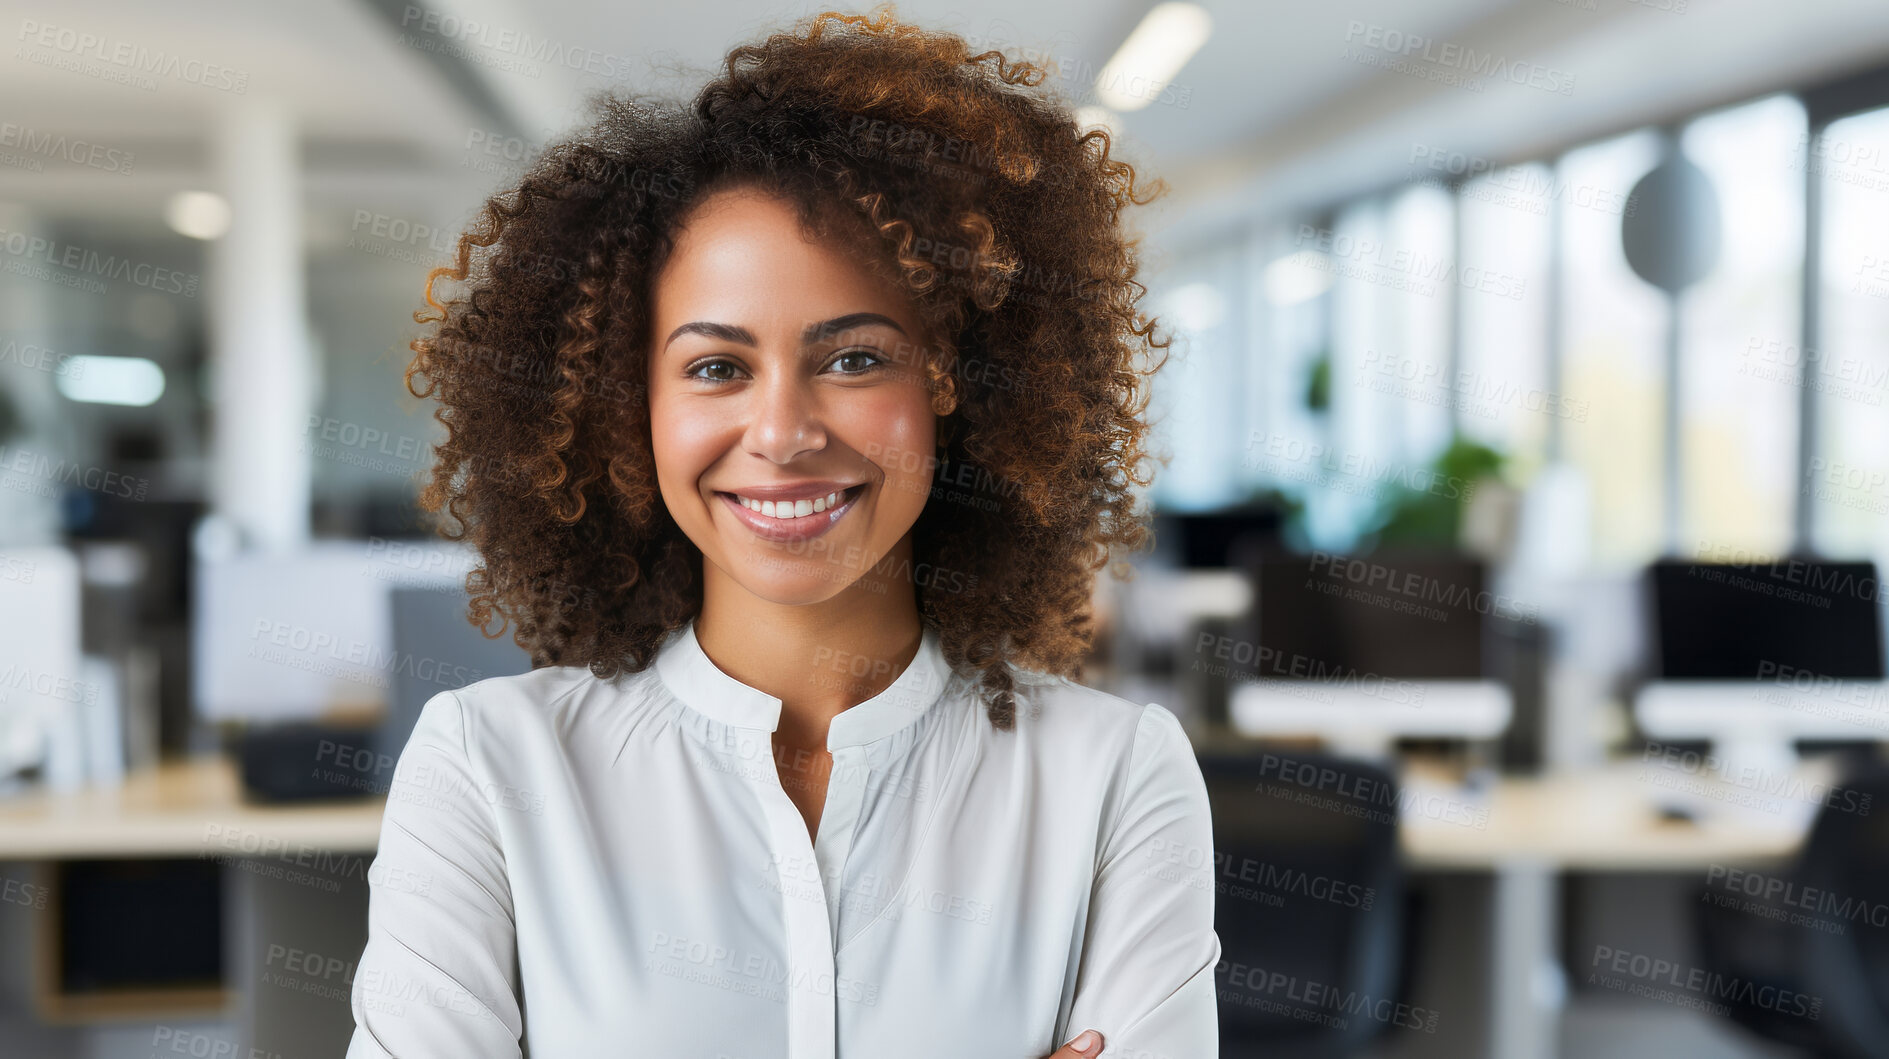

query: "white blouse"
left=345, top=619, right=1221, bottom=1058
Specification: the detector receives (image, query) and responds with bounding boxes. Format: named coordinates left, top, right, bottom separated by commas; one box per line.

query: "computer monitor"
left=1226, top=551, right=1512, bottom=753
left=1650, top=559, right=1884, bottom=680
left=1152, top=502, right=1286, bottom=570
left=192, top=539, right=483, bottom=722
left=1635, top=558, right=1889, bottom=774
left=1253, top=552, right=1486, bottom=679
left=373, top=585, right=533, bottom=773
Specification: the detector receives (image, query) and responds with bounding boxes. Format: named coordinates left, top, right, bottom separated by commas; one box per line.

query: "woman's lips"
left=716, top=484, right=865, bottom=542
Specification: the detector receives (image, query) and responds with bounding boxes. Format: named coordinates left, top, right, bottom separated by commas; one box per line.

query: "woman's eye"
left=828, top=349, right=884, bottom=375
left=688, top=359, right=742, bottom=383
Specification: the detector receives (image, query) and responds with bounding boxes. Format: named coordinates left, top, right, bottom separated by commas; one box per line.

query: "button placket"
left=814, top=745, right=869, bottom=933
left=654, top=620, right=957, bottom=1058
left=756, top=732, right=839, bottom=1059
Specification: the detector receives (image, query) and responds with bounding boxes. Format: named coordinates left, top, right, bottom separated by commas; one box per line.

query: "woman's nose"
left=742, top=376, right=827, bottom=464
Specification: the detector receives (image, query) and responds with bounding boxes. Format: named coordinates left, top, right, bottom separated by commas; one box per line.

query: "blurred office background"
left=4, top=0, right=1889, bottom=1056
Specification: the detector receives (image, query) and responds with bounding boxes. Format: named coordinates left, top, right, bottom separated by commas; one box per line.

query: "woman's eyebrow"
left=663, top=321, right=757, bottom=351
left=662, top=312, right=906, bottom=352
left=800, top=312, right=906, bottom=344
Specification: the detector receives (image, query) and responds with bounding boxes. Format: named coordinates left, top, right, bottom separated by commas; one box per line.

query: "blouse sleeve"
left=1064, top=702, right=1222, bottom=1058
left=347, top=691, right=526, bottom=1058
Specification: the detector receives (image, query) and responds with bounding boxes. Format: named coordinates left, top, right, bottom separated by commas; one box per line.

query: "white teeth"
left=736, top=490, right=846, bottom=519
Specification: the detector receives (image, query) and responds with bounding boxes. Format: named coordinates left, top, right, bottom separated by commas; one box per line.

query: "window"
left=1677, top=94, right=1806, bottom=560
left=1556, top=129, right=1667, bottom=570
left=1809, top=104, right=1889, bottom=562
left=1370, top=183, right=1456, bottom=464
left=1249, top=219, right=1331, bottom=496
left=1317, top=197, right=1392, bottom=547
left=1145, top=240, right=1245, bottom=511
left=1154, top=77, right=1883, bottom=581
left=1456, top=163, right=1555, bottom=476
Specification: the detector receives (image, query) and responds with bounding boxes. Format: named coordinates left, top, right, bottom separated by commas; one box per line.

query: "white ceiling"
left=1148, top=0, right=1889, bottom=254
left=1, top=0, right=1885, bottom=255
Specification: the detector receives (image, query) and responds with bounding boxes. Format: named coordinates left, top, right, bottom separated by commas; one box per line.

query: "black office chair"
left=1694, top=763, right=1889, bottom=1058
left=1200, top=748, right=1407, bottom=1058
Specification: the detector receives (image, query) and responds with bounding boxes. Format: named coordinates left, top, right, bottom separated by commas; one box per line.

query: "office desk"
left=1400, top=767, right=1805, bottom=870
left=0, top=757, right=1820, bottom=1059
left=1395, top=765, right=1809, bottom=1059
left=0, top=757, right=384, bottom=1055
left=16, top=758, right=1798, bottom=869
left=0, top=756, right=384, bottom=858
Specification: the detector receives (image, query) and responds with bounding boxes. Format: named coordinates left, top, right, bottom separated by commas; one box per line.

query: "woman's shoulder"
left=1000, top=666, right=1182, bottom=760
left=987, top=670, right=1207, bottom=836
left=453, top=662, right=599, bottom=708
left=416, top=663, right=667, bottom=753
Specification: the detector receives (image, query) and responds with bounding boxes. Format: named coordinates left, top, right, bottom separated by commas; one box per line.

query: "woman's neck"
left=693, top=537, right=925, bottom=740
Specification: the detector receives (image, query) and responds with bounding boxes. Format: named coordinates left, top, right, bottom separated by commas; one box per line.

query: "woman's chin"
left=722, top=554, right=871, bottom=606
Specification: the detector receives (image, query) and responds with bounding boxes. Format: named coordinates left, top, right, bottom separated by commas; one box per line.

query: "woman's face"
left=646, top=186, right=939, bottom=606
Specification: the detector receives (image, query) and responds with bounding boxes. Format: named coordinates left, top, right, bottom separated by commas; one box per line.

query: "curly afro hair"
left=407, top=7, right=1171, bottom=731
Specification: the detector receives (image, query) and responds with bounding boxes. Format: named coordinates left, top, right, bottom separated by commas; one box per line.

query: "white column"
left=207, top=97, right=312, bottom=554
left=0, top=203, right=62, bottom=547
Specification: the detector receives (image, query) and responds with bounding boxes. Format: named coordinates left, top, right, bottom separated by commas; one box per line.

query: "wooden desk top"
left=0, top=756, right=1810, bottom=872
left=1399, top=766, right=1807, bottom=871
left=0, top=757, right=384, bottom=859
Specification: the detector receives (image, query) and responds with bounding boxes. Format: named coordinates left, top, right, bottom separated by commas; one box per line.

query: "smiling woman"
left=400, top=9, right=1169, bottom=721
left=348, top=9, right=1219, bottom=1059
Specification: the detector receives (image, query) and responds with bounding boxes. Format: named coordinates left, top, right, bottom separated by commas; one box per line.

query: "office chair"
left=1199, top=748, right=1407, bottom=1058
left=1694, top=763, right=1889, bottom=1058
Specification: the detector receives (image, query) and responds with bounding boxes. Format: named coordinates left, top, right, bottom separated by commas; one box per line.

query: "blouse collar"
left=655, top=618, right=956, bottom=750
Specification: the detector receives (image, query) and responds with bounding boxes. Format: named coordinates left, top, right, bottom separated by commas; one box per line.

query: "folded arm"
left=1064, top=703, right=1222, bottom=1059
left=347, top=691, right=526, bottom=1058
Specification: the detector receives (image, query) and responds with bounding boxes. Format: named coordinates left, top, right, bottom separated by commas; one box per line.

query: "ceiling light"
left=56, top=356, right=167, bottom=407
left=1094, top=2, right=1212, bottom=113
left=165, top=190, right=231, bottom=240
left=1264, top=252, right=1334, bottom=306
